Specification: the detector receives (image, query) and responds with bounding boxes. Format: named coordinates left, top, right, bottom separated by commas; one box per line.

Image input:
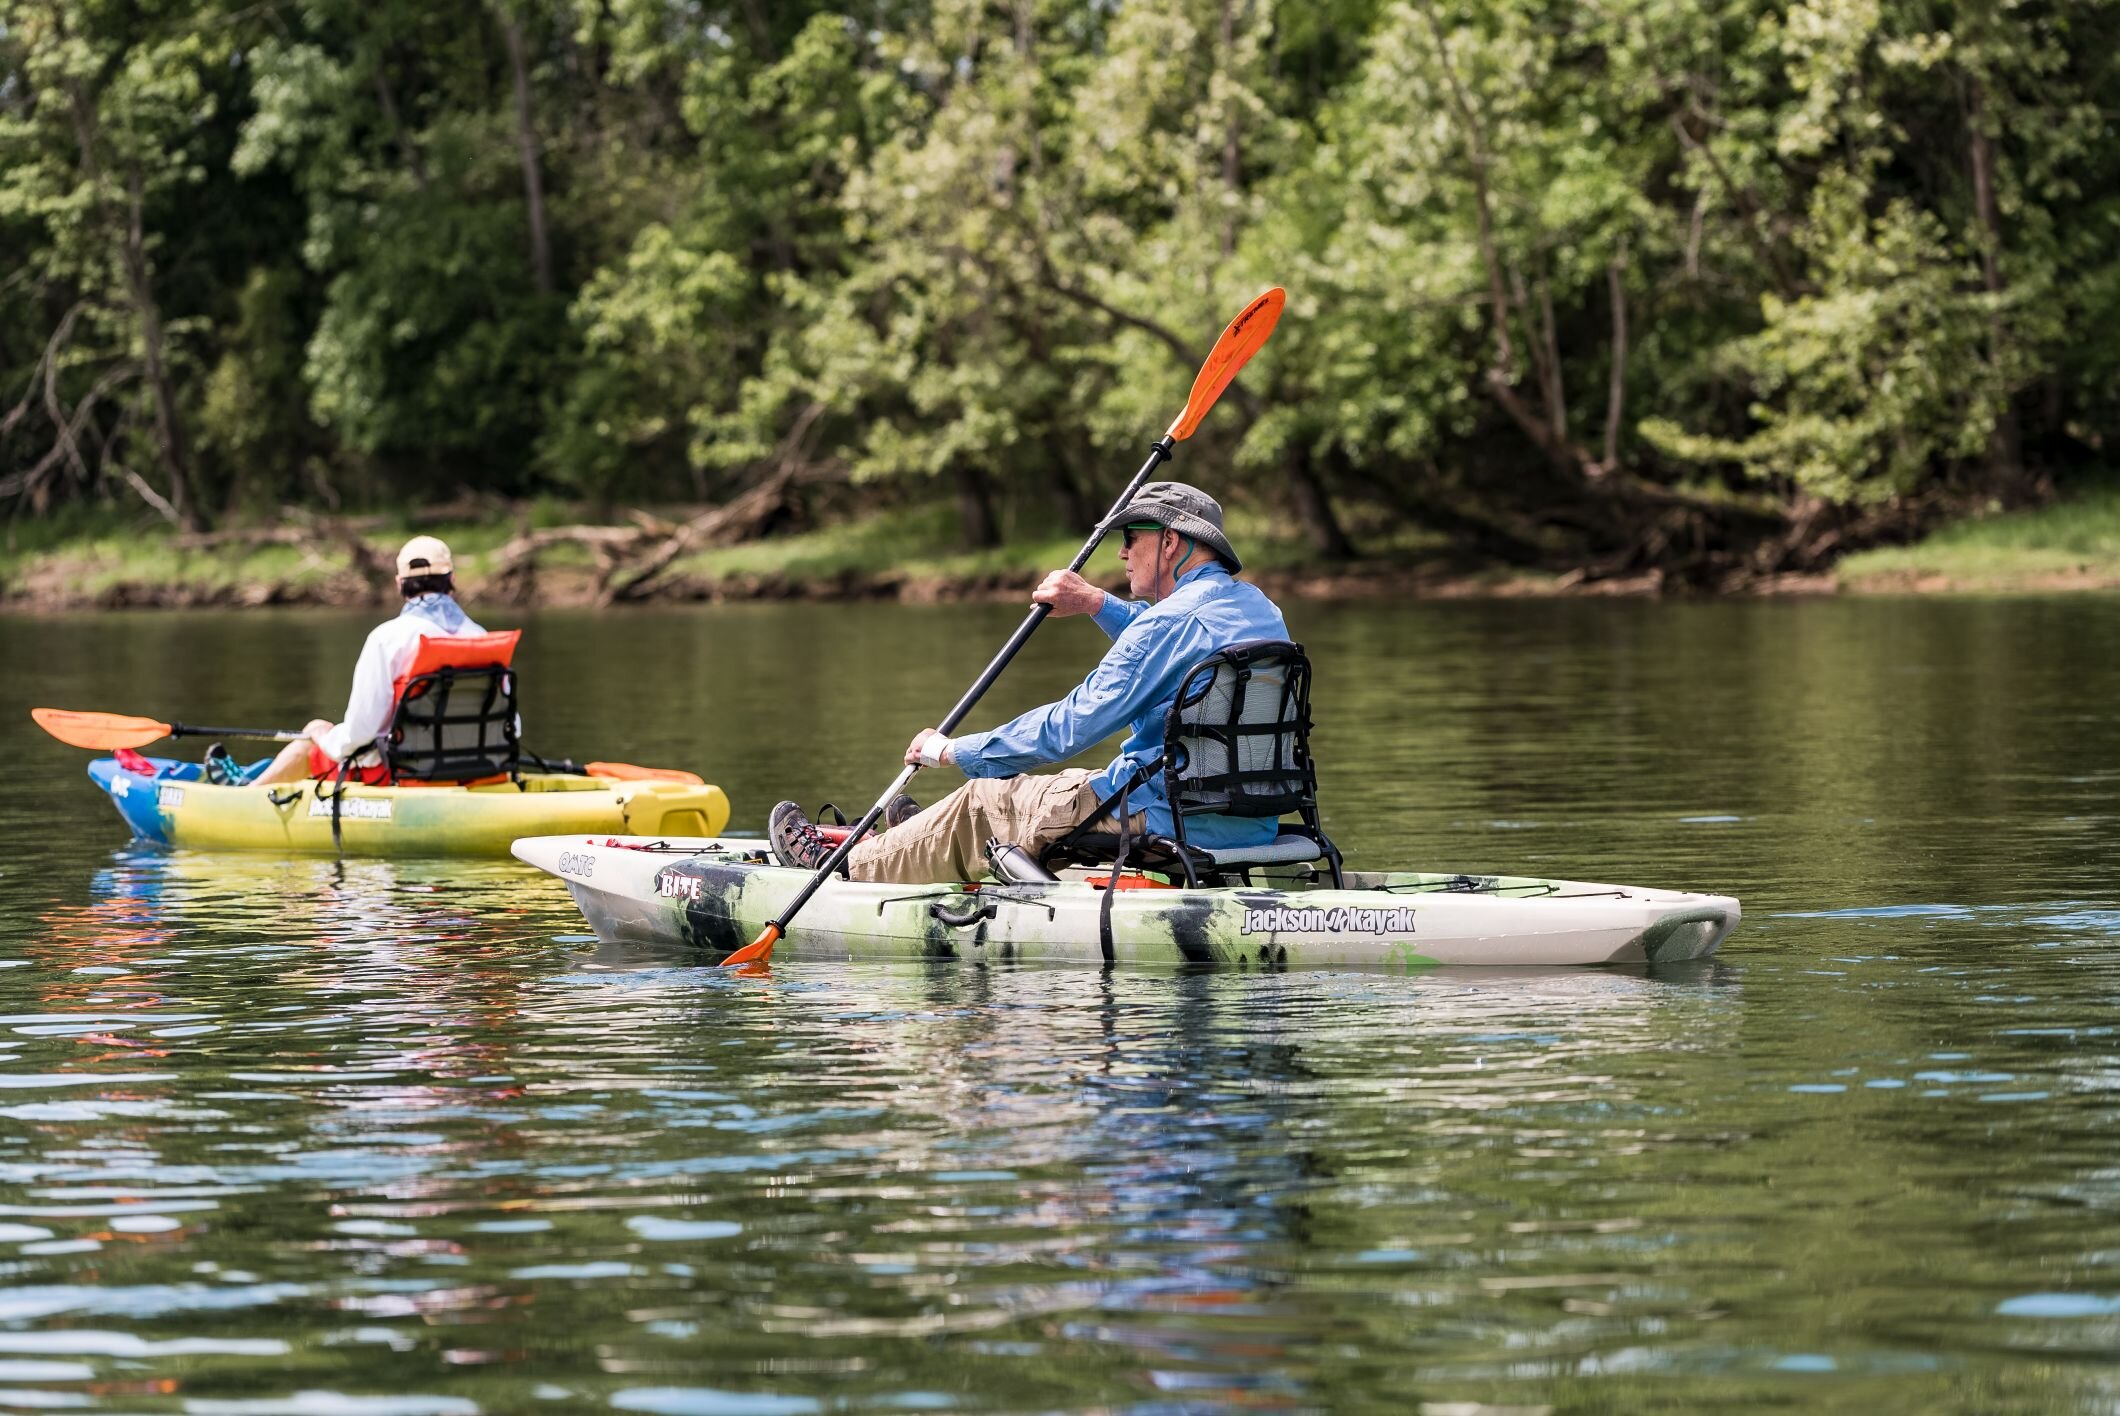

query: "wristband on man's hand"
left=917, top=733, right=954, bottom=767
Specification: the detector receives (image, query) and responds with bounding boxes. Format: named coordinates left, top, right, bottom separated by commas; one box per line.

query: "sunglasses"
left=1120, top=524, right=1167, bottom=550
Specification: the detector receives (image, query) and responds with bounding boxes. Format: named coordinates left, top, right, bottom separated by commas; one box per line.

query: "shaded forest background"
left=6, top=0, right=2120, bottom=589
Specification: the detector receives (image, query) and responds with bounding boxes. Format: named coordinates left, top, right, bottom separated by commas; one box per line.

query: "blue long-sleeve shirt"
left=950, top=563, right=1290, bottom=848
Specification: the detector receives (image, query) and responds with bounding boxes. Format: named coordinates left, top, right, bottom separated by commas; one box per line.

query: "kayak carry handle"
left=930, top=899, right=1000, bottom=929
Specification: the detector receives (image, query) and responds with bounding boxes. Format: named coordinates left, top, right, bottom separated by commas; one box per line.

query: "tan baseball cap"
left=395, top=534, right=454, bottom=579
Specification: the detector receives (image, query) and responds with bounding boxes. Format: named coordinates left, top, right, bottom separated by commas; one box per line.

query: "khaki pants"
left=846, top=769, right=1145, bottom=884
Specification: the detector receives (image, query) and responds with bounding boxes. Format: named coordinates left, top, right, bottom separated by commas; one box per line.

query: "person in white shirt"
left=253, top=536, right=487, bottom=785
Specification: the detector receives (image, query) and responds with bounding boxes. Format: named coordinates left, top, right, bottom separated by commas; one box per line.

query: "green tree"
left=0, top=0, right=236, bottom=529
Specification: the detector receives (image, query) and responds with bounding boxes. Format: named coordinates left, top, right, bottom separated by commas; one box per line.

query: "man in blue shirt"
left=768, top=482, right=1291, bottom=883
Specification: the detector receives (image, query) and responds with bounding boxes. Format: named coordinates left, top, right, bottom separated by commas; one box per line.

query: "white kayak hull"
left=512, top=836, right=1740, bottom=971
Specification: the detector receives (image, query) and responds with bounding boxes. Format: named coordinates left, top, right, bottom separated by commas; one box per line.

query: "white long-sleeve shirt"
left=316, top=596, right=486, bottom=763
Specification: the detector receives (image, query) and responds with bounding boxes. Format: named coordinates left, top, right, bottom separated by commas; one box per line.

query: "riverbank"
left=6, top=488, right=2118, bottom=610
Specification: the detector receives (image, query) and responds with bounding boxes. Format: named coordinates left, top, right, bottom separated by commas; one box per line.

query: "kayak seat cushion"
left=1190, top=829, right=1334, bottom=866
left=1055, top=827, right=1330, bottom=880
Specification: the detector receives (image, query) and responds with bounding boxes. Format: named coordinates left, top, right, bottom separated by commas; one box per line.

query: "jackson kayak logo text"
left=307, top=797, right=392, bottom=821
left=1240, top=905, right=1416, bottom=936
left=655, top=868, right=704, bottom=902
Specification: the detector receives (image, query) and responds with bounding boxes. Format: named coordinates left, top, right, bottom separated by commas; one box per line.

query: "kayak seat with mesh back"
left=1041, top=638, right=1344, bottom=888
left=380, top=630, right=525, bottom=785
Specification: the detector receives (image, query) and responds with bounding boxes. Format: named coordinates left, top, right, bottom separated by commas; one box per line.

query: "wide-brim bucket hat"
left=1099, top=481, right=1241, bottom=572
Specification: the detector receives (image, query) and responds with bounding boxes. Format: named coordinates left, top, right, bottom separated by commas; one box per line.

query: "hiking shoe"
left=883, top=793, right=922, bottom=830
left=767, top=800, right=833, bottom=870
left=202, top=744, right=243, bottom=787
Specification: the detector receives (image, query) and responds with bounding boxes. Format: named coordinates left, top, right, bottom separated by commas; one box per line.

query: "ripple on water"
left=8, top=597, right=2120, bottom=1411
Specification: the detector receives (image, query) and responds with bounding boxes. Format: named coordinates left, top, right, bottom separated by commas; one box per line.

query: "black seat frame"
left=1042, top=638, right=1343, bottom=888
left=381, top=663, right=523, bottom=785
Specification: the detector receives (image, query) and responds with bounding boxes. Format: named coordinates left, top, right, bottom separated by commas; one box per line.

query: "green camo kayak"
left=512, top=835, right=1739, bottom=970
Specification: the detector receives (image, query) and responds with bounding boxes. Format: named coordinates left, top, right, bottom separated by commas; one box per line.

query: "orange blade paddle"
left=1166, top=287, right=1284, bottom=441
left=720, top=924, right=779, bottom=968
left=584, top=762, right=706, bottom=786
left=31, top=708, right=175, bottom=751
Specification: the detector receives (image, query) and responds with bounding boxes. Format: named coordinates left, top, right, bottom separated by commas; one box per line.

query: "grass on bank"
left=1, top=509, right=330, bottom=598
left=1837, top=479, right=2120, bottom=590
left=29, top=477, right=2119, bottom=603
left=0, top=507, right=547, bottom=601
left=668, top=502, right=1454, bottom=585
left=1, top=497, right=1462, bottom=605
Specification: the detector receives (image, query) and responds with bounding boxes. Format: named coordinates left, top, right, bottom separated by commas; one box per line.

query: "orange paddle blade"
left=720, top=924, right=780, bottom=968
left=31, top=708, right=174, bottom=751
left=584, top=761, right=706, bottom=786
left=1166, top=286, right=1285, bottom=441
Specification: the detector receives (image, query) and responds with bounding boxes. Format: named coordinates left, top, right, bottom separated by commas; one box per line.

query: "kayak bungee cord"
left=721, top=286, right=1290, bottom=968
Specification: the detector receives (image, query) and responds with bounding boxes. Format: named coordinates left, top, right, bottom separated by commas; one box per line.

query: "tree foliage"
left=5, top=0, right=2120, bottom=578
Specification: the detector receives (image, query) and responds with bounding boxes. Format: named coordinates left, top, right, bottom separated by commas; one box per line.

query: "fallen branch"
left=113, top=461, right=181, bottom=528
left=482, top=523, right=657, bottom=603
left=603, top=467, right=798, bottom=603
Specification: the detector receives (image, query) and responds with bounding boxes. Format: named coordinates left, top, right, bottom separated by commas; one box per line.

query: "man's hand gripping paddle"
left=722, top=286, right=1286, bottom=968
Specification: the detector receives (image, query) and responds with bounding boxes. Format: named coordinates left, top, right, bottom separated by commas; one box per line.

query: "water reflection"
left=0, top=843, right=1763, bottom=1411
left=6, top=598, right=2120, bottom=1410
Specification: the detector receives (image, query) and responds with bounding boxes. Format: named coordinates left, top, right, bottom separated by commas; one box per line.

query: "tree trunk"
left=374, top=60, right=429, bottom=191
left=736, top=0, right=771, bottom=52
left=121, top=177, right=202, bottom=531
left=1220, top=0, right=1240, bottom=259
left=1668, top=104, right=1800, bottom=298
left=63, top=79, right=203, bottom=529
left=1051, top=446, right=1099, bottom=531
left=1288, top=453, right=1356, bottom=558
left=1964, top=74, right=2028, bottom=504
left=1600, top=236, right=1628, bottom=474
left=954, top=463, right=1002, bottom=549
left=496, top=8, right=552, bottom=294
left=1415, top=6, right=1516, bottom=379
left=1415, top=4, right=1582, bottom=480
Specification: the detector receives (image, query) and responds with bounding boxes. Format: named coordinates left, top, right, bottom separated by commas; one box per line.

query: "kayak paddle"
left=580, top=762, right=705, bottom=786
left=32, top=708, right=303, bottom=750
left=721, top=285, right=1287, bottom=967
left=32, top=708, right=703, bottom=785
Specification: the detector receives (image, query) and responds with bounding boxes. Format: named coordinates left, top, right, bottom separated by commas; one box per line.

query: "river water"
left=0, top=596, right=2117, bottom=1414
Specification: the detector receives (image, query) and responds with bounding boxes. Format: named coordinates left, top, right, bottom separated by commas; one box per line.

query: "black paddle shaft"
left=933, top=435, right=1176, bottom=736
left=760, top=436, right=1177, bottom=936
left=168, top=723, right=307, bottom=743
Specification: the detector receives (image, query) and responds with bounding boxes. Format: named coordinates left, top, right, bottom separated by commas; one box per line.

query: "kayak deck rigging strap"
left=601, top=838, right=737, bottom=854
left=874, top=888, right=977, bottom=913
left=324, top=760, right=349, bottom=854
left=1366, top=880, right=1578, bottom=898
left=871, top=887, right=1058, bottom=921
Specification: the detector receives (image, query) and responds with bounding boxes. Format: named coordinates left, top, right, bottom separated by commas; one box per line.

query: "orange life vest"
left=390, top=629, right=521, bottom=703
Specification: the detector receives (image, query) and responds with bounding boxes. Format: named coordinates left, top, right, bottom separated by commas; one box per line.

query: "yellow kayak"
left=89, top=755, right=730, bottom=857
